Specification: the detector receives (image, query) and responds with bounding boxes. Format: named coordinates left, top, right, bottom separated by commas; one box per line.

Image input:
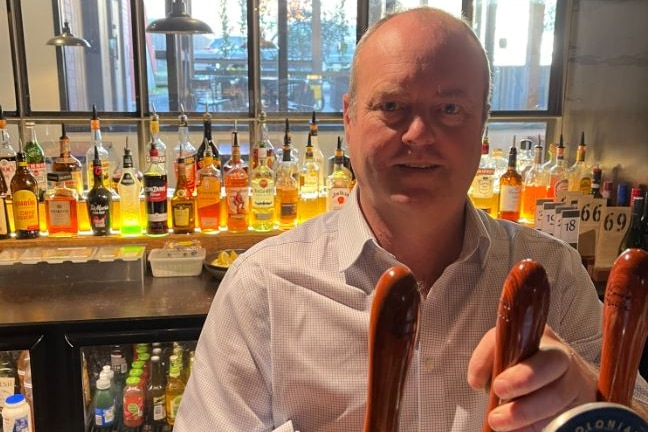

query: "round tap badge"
left=544, top=402, right=648, bottom=432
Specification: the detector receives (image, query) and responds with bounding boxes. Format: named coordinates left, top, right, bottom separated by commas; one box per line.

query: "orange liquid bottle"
left=224, top=130, right=249, bottom=232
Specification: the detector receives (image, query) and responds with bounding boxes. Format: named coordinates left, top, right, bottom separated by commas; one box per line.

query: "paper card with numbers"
left=556, top=207, right=580, bottom=249
left=594, top=206, right=631, bottom=269
left=577, top=196, right=606, bottom=258
left=542, top=201, right=559, bottom=236
left=535, top=198, right=554, bottom=231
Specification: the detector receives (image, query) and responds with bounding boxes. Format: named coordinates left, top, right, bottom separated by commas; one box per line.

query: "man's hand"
left=467, top=326, right=599, bottom=431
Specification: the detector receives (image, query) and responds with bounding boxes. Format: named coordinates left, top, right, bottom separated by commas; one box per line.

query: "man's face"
left=344, top=15, right=487, bottom=215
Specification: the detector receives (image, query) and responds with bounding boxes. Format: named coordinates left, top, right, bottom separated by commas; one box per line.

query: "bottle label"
left=27, top=162, right=47, bottom=192
left=120, top=172, right=136, bottom=186
left=169, top=395, right=182, bottom=420
left=499, top=185, right=522, bottom=212
left=251, top=182, right=274, bottom=209
left=327, top=187, right=350, bottom=211
left=3, top=414, right=30, bottom=432
left=0, top=376, right=16, bottom=406
left=471, top=169, right=495, bottom=199
left=0, top=158, right=16, bottom=194
left=12, top=190, right=39, bottom=231
left=88, top=203, right=110, bottom=229
left=226, top=187, right=249, bottom=217
left=47, top=199, right=73, bottom=228
left=144, top=176, right=168, bottom=222
left=172, top=203, right=192, bottom=227
left=95, top=404, right=115, bottom=426
left=153, top=395, right=166, bottom=421
left=553, top=178, right=569, bottom=196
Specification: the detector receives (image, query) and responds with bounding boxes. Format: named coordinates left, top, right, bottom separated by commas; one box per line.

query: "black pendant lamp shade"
left=146, top=0, right=213, bottom=34
left=46, top=21, right=91, bottom=48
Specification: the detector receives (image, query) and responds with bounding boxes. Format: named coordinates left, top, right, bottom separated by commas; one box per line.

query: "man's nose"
left=401, top=114, right=436, bottom=147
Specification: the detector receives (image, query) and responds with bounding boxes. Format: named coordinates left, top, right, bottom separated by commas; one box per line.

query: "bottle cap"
left=96, top=378, right=111, bottom=390
left=4, top=393, right=26, bottom=405
left=125, top=376, right=140, bottom=386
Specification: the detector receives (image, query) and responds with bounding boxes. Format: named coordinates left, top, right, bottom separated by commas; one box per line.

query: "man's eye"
left=382, top=101, right=401, bottom=112
left=441, top=104, right=461, bottom=115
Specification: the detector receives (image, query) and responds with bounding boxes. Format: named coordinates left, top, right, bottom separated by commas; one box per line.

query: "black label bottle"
left=144, top=144, right=169, bottom=235
left=86, top=146, right=112, bottom=236
left=618, top=196, right=647, bottom=253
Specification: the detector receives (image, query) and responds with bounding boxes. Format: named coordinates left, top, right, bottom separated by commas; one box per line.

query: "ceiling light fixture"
left=46, top=21, right=91, bottom=48
left=146, top=0, right=213, bottom=34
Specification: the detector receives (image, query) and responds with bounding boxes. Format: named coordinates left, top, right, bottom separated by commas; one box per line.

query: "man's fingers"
left=467, top=327, right=496, bottom=390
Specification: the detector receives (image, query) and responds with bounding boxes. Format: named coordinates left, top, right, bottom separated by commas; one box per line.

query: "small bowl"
left=203, top=249, right=245, bottom=280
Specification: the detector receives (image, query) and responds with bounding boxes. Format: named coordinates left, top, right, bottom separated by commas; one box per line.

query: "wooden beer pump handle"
left=363, top=266, right=421, bottom=432
left=598, top=248, right=648, bottom=406
left=482, top=259, right=551, bottom=432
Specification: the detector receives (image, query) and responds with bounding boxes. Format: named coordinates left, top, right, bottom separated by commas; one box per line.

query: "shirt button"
left=424, top=358, right=435, bottom=371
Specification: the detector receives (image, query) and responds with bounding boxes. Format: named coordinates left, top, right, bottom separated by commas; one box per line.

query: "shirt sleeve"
left=174, top=256, right=275, bottom=431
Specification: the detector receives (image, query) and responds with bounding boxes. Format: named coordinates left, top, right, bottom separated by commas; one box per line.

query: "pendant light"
left=46, top=21, right=91, bottom=48
left=146, top=0, right=213, bottom=34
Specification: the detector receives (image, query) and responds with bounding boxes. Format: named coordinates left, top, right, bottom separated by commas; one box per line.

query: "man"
left=175, top=7, right=648, bottom=431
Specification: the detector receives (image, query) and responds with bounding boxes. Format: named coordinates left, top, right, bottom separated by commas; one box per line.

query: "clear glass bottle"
left=326, top=136, right=352, bottom=212
left=86, top=146, right=112, bottom=236
left=10, top=144, right=40, bottom=239
left=308, top=111, right=326, bottom=195
left=0, top=106, right=17, bottom=196
left=520, top=142, right=547, bottom=225
left=251, top=111, right=275, bottom=171
left=51, top=123, right=83, bottom=196
left=143, top=144, right=169, bottom=236
left=274, top=119, right=299, bottom=230
left=85, top=105, right=112, bottom=192
left=196, top=141, right=222, bottom=232
left=567, top=131, right=592, bottom=194
left=45, top=171, right=79, bottom=236
left=250, top=143, right=275, bottom=232
left=171, top=151, right=196, bottom=234
left=224, top=130, right=249, bottom=232
left=469, top=131, right=498, bottom=218
left=146, top=355, right=167, bottom=428
left=547, top=134, right=568, bottom=199
left=298, top=133, right=321, bottom=224
left=173, top=107, right=197, bottom=193
left=148, top=106, right=168, bottom=171
left=23, top=121, right=47, bottom=201
left=118, top=142, right=143, bottom=236
left=498, top=146, right=523, bottom=222
left=165, top=365, right=185, bottom=426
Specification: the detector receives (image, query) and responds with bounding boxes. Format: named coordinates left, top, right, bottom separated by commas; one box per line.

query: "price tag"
left=534, top=198, right=554, bottom=231
left=542, top=202, right=559, bottom=236
left=594, top=206, right=631, bottom=269
left=557, top=207, right=580, bottom=249
left=577, top=197, right=606, bottom=258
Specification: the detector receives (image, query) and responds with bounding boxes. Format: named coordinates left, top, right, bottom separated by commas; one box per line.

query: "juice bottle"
left=165, top=365, right=185, bottom=425
left=122, top=376, right=144, bottom=428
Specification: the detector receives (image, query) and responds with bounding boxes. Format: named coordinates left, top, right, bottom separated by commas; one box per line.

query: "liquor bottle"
left=10, top=142, right=40, bottom=239
left=0, top=106, right=17, bottom=196
left=196, top=109, right=221, bottom=172
left=250, top=142, right=275, bottom=232
left=546, top=134, right=568, bottom=198
left=23, top=121, right=47, bottom=201
left=498, top=146, right=523, bottom=222
left=469, top=131, right=498, bottom=217
left=630, top=187, right=643, bottom=209
left=298, top=133, right=321, bottom=223
left=567, top=131, right=591, bottom=194
left=171, top=150, right=196, bottom=234
left=519, top=141, right=547, bottom=225
left=618, top=196, right=646, bottom=253
left=196, top=141, right=222, bottom=232
left=309, top=111, right=326, bottom=193
left=516, top=137, right=535, bottom=178
left=173, top=107, right=197, bottom=193
left=110, top=139, right=143, bottom=194
left=251, top=111, right=275, bottom=170
left=590, top=164, right=603, bottom=198
left=540, top=142, right=556, bottom=178
left=0, top=168, right=10, bottom=239
left=148, top=106, right=168, bottom=170
left=224, top=130, right=249, bottom=232
left=44, top=171, right=79, bottom=236
left=143, top=144, right=169, bottom=236
left=145, top=355, right=167, bottom=429
left=165, top=365, right=185, bottom=426
left=117, top=141, right=143, bottom=236
left=274, top=119, right=299, bottom=230
left=51, top=123, right=83, bottom=196
left=85, top=106, right=112, bottom=191
left=326, top=136, right=352, bottom=212
left=86, top=146, right=112, bottom=236
left=327, top=137, right=351, bottom=175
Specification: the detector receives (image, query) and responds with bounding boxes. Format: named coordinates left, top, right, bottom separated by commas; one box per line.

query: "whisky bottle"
left=567, top=132, right=591, bottom=194
left=520, top=142, right=548, bottom=225
left=224, top=130, right=249, bottom=232
left=498, top=146, right=523, bottom=222
left=45, top=171, right=79, bottom=237
left=618, top=196, right=646, bottom=253
left=117, top=142, right=143, bottom=236
left=274, top=119, right=299, bottom=230
left=591, top=164, right=603, bottom=198
left=51, top=123, right=83, bottom=196
left=86, top=146, right=112, bottom=236
left=326, top=136, right=352, bottom=212
left=251, top=111, right=275, bottom=170
left=196, top=109, right=221, bottom=172
left=0, top=105, right=17, bottom=196
left=147, top=106, right=168, bottom=170
left=85, top=105, right=112, bottom=191
left=250, top=143, right=275, bottom=232
left=143, top=144, right=169, bottom=236
left=0, top=165, right=11, bottom=239
left=10, top=143, right=40, bottom=239
left=468, top=131, right=498, bottom=217
left=171, top=150, right=196, bottom=234
left=547, top=134, right=568, bottom=199
left=298, top=133, right=321, bottom=223
left=23, top=121, right=47, bottom=201
left=173, top=107, right=197, bottom=193
left=309, top=111, right=326, bottom=194
left=196, top=142, right=222, bottom=232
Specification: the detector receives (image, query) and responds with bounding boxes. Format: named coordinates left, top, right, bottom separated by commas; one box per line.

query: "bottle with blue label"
left=93, top=377, right=115, bottom=429
left=2, top=393, right=32, bottom=432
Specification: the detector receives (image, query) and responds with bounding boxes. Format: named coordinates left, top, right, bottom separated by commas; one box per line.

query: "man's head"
left=342, top=7, right=491, bottom=219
